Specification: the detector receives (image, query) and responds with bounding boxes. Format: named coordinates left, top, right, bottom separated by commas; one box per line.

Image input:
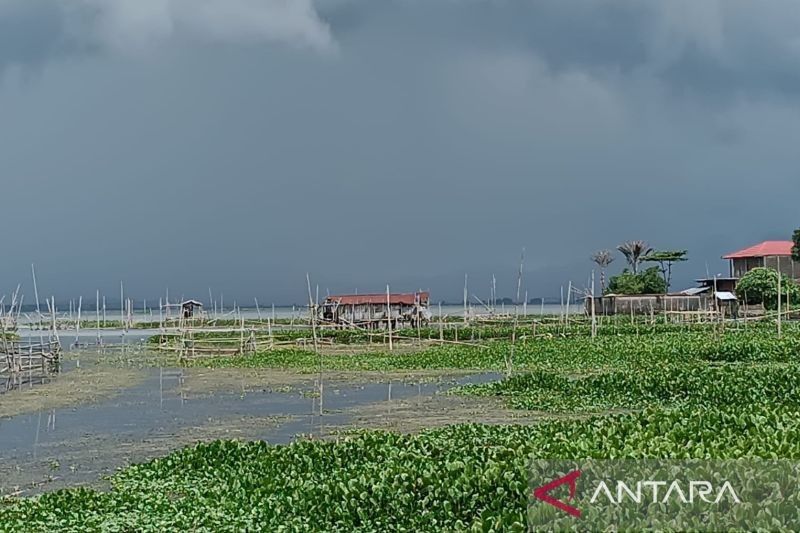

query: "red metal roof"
left=723, top=241, right=794, bottom=259
left=325, top=292, right=429, bottom=306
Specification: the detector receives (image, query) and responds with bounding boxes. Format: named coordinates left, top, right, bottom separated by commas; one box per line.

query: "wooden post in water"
left=463, top=274, right=468, bottom=325
left=386, top=284, right=393, bottom=351
left=306, top=273, right=322, bottom=417
left=566, top=281, right=573, bottom=331
left=119, top=281, right=124, bottom=331
left=255, top=298, right=263, bottom=325
left=590, top=271, right=597, bottom=339
left=268, top=310, right=274, bottom=349
left=96, top=290, right=101, bottom=346
left=778, top=270, right=783, bottom=339
left=508, top=248, right=525, bottom=376
left=75, top=296, right=82, bottom=347
left=306, top=274, right=319, bottom=353
left=31, top=264, right=45, bottom=346
left=438, top=302, right=444, bottom=345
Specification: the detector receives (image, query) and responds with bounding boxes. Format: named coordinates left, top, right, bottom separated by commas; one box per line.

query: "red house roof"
left=325, top=292, right=429, bottom=306
left=723, top=241, right=794, bottom=259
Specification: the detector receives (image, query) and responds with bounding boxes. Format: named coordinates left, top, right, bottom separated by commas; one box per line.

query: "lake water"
left=16, top=303, right=585, bottom=326
left=0, top=368, right=500, bottom=494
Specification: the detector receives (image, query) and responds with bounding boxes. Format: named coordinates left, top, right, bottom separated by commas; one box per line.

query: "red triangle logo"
left=532, top=469, right=582, bottom=517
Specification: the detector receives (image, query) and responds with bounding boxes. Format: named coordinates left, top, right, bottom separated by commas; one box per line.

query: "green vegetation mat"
left=454, top=363, right=800, bottom=412
left=4, top=325, right=800, bottom=531
left=3, top=403, right=800, bottom=531
left=184, top=330, right=800, bottom=372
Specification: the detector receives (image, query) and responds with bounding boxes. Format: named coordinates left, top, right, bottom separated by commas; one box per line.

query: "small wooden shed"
left=320, top=292, right=430, bottom=328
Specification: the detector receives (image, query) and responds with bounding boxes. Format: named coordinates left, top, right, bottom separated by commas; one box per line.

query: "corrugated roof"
left=722, top=241, right=794, bottom=259
left=715, top=291, right=737, bottom=301
left=325, top=292, right=430, bottom=306
left=680, top=287, right=711, bottom=296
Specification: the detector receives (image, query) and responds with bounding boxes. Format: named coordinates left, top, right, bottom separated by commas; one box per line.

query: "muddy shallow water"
left=0, top=365, right=503, bottom=495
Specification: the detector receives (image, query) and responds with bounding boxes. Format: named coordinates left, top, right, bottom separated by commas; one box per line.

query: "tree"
left=606, top=267, right=667, bottom=295
left=606, top=270, right=643, bottom=295
left=639, top=266, right=668, bottom=294
left=792, top=228, right=800, bottom=262
left=591, top=250, right=615, bottom=292
left=736, top=267, right=800, bottom=310
left=617, top=240, right=653, bottom=274
left=642, top=250, right=688, bottom=291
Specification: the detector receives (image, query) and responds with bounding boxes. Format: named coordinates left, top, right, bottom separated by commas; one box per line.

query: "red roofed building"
left=723, top=240, right=799, bottom=280
left=320, top=291, right=430, bottom=328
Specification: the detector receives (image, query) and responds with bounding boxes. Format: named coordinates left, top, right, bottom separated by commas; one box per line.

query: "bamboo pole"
left=438, top=302, right=444, bottom=345
left=590, top=271, right=597, bottom=339
left=75, top=296, right=82, bottom=346
left=463, top=274, right=468, bottom=324
left=566, top=281, right=572, bottom=331
left=96, top=290, right=101, bottom=346
left=255, top=298, right=263, bottom=325
left=31, top=264, right=44, bottom=346
left=778, top=270, right=783, bottom=339
left=31, top=264, right=42, bottom=329
left=306, top=273, right=322, bottom=417
left=508, top=249, right=525, bottom=376
left=386, top=284, right=393, bottom=351
left=120, top=282, right=125, bottom=331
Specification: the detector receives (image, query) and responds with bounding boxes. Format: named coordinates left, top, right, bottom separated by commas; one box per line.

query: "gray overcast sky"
left=2, top=0, right=800, bottom=304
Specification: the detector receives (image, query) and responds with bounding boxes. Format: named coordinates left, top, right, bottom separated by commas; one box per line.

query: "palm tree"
left=617, top=240, right=652, bottom=274
left=591, top=250, right=615, bottom=292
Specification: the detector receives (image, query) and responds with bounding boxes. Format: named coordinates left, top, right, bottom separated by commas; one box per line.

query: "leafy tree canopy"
left=792, top=229, right=800, bottom=263
left=642, top=250, right=688, bottom=263
left=736, top=267, right=800, bottom=310
left=642, top=250, right=688, bottom=291
left=606, top=267, right=667, bottom=295
left=616, top=240, right=652, bottom=274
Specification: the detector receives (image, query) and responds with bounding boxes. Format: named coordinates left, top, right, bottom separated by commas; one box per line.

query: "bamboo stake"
left=463, top=274, right=468, bottom=324
left=590, top=270, right=597, bottom=339
left=778, top=270, right=783, bottom=339
left=306, top=274, right=319, bottom=353
left=31, top=264, right=44, bottom=346
left=120, top=281, right=124, bottom=332
left=306, top=273, right=322, bottom=418
left=438, top=301, right=444, bottom=345
left=255, top=298, right=263, bottom=325
left=96, top=290, right=101, bottom=346
left=508, top=249, right=525, bottom=376
left=386, top=284, right=393, bottom=351
left=566, top=281, right=572, bottom=330
left=74, top=296, right=82, bottom=346
left=268, top=310, right=274, bottom=349
left=31, top=264, right=42, bottom=328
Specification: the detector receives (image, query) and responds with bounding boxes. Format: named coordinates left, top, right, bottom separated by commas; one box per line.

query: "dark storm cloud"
left=1, top=0, right=800, bottom=303
left=0, top=1, right=71, bottom=71
left=320, top=0, right=800, bottom=100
